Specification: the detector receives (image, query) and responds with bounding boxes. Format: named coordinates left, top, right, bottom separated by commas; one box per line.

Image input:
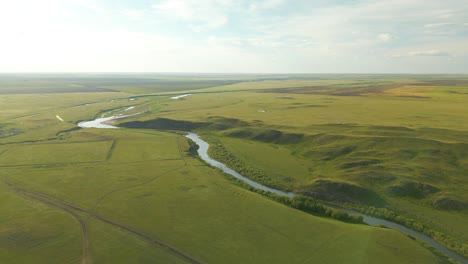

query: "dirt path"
left=1, top=179, right=202, bottom=264
left=2, top=179, right=90, bottom=264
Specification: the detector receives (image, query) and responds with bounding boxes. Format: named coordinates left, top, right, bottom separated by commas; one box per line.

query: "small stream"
left=185, top=132, right=467, bottom=264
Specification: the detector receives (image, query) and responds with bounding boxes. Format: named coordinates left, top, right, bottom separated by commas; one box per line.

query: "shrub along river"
left=79, top=115, right=467, bottom=263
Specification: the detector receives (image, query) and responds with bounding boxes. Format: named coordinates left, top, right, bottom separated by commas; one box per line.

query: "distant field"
left=0, top=74, right=466, bottom=263
left=110, top=138, right=182, bottom=162
left=0, top=74, right=242, bottom=94
left=0, top=141, right=112, bottom=166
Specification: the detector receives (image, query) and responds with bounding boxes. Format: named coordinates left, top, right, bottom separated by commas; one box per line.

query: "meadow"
left=0, top=74, right=466, bottom=263
left=147, top=80, right=467, bottom=256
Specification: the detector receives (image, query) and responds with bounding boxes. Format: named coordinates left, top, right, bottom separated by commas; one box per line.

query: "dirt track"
left=1, top=179, right=202, bottom=264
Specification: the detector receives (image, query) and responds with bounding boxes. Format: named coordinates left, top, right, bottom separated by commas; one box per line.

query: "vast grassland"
left=0, top=74, right=466, bottom=263
left=146, top=80, right=467, bottom=256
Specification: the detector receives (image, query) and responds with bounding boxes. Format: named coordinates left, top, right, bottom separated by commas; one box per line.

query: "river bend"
left=185, top=132, right=467, bottom=264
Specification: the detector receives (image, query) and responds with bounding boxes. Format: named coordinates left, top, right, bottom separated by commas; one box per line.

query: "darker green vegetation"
left=120, top=118, right=210, bottom=131
left=0, top=126, right=23, bottom=138
left=55, top=127, right=82, bottom=138
left=386, top=181, right=439, bottom=198
left=346, top=204, right=468, bottom=257
left=186, top=139, right=199, bottom=157
left=215, top=168, right=364, bottom=224
left=258, top=84, right=399, bottom=96
left=226, top=128, right=304, bottom=144
left=0, top=87, right=116, bottom=94
left=431, top=197, right=467, bottom=211
left=271, top=194, right=364, bottom=224
left=205, top=116, right=249, bottom=130
left=206, top=135, right=288, bottom=191
left=299, top=180, right=386, bottom=206
left=120, top=116, right=250, bottom=132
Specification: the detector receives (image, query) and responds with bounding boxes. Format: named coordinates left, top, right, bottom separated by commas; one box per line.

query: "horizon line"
left=1, top=72, right=468, bottom=75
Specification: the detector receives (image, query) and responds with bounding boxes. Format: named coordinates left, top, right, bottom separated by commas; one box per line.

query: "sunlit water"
left=78, top=112, right=141, bottom=129
left=78, top=116, right=121, bottom=128
left=186, top=132, right=294, bottom=198
left=171, top=94, right=192, bottom=99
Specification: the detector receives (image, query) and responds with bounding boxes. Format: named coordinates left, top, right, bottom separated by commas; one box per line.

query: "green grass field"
left=0, top=141, right=112, bottom=166
left=0, top=74, right=466, bottom=263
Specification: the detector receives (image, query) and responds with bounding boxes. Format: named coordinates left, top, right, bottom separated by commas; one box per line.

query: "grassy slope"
left=94, top=158, right=443, bottom=264
left=218, top=136, right=468, bottom=241
left=87, top=219, right=186, bottom=264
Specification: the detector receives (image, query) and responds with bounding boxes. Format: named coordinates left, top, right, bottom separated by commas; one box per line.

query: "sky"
left=1, top=0, right=468, bottom=73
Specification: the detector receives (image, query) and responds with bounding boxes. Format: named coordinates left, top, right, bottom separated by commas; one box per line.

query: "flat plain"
left=0, top=74, right=466, bottom=263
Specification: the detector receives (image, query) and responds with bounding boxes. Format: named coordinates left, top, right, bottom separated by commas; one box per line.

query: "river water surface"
left=185, top=132, right=294, bottom=198
left=78, top=111, right=140, bottom=129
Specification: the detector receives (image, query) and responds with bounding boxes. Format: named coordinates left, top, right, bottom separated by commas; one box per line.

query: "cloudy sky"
left=1, top=0, right=467, bottom=73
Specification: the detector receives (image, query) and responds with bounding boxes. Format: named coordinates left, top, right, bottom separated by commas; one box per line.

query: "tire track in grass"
left=105, top=139, right=117, bottom=161
left=2, top=135, right=201, bottom=263
left=1, top=179, right=203, bottom=264
left=1, top=179, right=90, bottom=264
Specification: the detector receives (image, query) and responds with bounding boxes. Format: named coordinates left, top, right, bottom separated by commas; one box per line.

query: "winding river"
left=185, top=132, right=467, bottom=264
left=78, top=115, right=466, bottom=263
left=185, top=133, right=294, bottom=198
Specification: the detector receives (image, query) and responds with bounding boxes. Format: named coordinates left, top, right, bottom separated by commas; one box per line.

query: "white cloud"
left=0, top=27, right=278, bottom=72
left=153, top=0, right=193, bottom=19
left=248, top=0, right=284, bottom=12
left=424, top=22, right=456, bottom=28
left=0, top=1, right=70, bottom=34
left=1, top=0, right=468, bottom=73
left=152, top=0, right=234, bottom=31
left=247, top=1, right=468, bottom=54
left=377, top=33, right=394, bottom=42
left=121, top=9, right=146, bottom=20
left=390, top=53, right=403, bottom=58
left=408, top=50, right=450, bottom=56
